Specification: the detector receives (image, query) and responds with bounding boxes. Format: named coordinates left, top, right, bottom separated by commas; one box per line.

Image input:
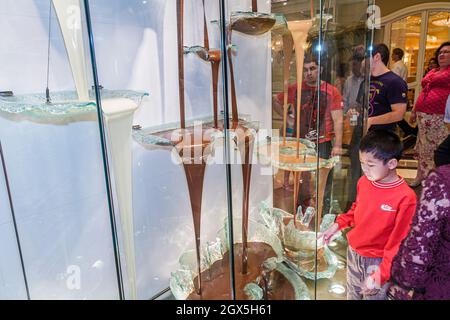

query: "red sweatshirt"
left=336, top=176, right=417, bottom=285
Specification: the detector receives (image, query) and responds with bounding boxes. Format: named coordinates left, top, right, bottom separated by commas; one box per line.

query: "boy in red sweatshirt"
left=320, top=130, right=417, bottom=300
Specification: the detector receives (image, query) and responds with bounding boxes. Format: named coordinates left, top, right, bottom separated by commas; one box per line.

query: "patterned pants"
left=346, top=246, right=390, bottom=300
left=415, top=113, right=449, bottom=180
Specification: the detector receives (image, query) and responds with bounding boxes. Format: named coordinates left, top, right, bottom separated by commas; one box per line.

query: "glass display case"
left=0, top=0, right=373, bottom=300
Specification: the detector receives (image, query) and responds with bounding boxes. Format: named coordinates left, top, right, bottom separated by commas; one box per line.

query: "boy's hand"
left=331, top=146, right=343, bottom=156
left=319, top=223, right=339, bottom=245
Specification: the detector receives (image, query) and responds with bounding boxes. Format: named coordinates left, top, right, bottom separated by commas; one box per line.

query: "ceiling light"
left=432, top=14, right=450, bottom=27
left=329, top=283, right=346, bottom=295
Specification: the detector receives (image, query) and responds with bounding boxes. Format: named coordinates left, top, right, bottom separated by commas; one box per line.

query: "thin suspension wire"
left=46, top=0, right=52, bottom=104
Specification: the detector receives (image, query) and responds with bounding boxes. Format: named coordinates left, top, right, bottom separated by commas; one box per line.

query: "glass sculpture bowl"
left=0, top=89, right=148, bottom=123
left=256, top=136, right=338, bottom=172
left=259, top=201, right=338, bottom=280
left=169, top=218, right=310, bottom=300
left=230, top=11, right=276, bottom=35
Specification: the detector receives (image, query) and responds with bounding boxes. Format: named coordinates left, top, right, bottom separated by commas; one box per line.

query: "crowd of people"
left=273, top=40, right=450, bottom=300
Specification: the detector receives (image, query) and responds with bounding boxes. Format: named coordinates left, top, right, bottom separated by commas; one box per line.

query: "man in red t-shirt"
left=273, top=54, right=343, bottom=214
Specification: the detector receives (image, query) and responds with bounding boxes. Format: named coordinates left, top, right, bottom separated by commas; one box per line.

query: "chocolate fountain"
left=249, top=2, right=342, bottom=286
left=135, top=0, right=321, bottom=299
left=141, top=0, right=259, bottom=296
left=177, top=0, right=279, bottom=298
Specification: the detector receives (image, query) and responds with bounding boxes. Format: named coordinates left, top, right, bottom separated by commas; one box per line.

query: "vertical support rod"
left=177, top=0, right=186, bottom=129
left=0, top=141, right=31, bottom=300
left=313, top=0, right=324, bottom=301
left=83, top=0, right=125, bottom=300
left=219, top=0, right=237, bottom=300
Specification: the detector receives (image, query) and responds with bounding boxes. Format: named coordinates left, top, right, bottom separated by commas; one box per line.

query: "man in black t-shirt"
left=367, top=44, right=407, bottom=131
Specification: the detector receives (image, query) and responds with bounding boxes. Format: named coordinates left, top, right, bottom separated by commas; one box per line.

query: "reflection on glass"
left=389, top=15, right=421, bottom=82
left=271, top=0, right=374, bottom=300
left=0, top=0, right=375, bottom=300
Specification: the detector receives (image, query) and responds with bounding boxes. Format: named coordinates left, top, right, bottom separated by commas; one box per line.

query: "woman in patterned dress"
left=409, top=42, right=450, bottom=187
left=388, top=136, right=450, bottom=299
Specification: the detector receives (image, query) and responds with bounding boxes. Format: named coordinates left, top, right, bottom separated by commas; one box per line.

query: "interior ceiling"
left=271, top=1, right=450, bottom=50
left=391, top=12, right=450, bottom=50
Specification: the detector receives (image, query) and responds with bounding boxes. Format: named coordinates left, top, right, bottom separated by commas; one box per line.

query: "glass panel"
left=208, top=0, right=315, bottom=300
left=389, top=14, right=422, bottom=83
left=270, top=0, right=372, bottom=300
left=0, top=0, right=120, bottom=299
left=424, top=11, right=450, bottom=76
left=315, top=0, right=373, bottom=300
left=88, top=0, right=234, bottom=299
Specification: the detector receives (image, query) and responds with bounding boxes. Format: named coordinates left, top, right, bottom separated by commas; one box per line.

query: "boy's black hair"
left=304, top=53, right=319, bottom=66
left=359, top=130, right=403, bottom=163
left=371, top=43, right=390, bottom=66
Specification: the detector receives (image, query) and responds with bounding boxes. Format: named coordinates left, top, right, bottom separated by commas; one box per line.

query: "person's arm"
left=321, top=202, right=355, bottom=244
left=272, top=93, right=285, bottom=118
left=389, top=172, right=447, bottom=293
left=330, top=87, right=343, bottom=155
left=368, top=196, right=417, bottom=288
left=335, top=201, right=357, bottom=230
left=342, top=78, right=350, bottom=112
left=367, top=103, right=407, bottom=129
left=331, top=109, right=343, bottom=156
left=321, top=180, right=360, bottom=244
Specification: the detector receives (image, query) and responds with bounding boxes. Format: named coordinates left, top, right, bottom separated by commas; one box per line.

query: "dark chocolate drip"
left=202, top=0, right=209, bottom=50
left=252, top=0, right=257, bottom=12
left=178, top=133, right=210, bottom=295
left=199, top=0, right=221, bottom=128
left=210, top=51, right=221, bottom=129
left=227, top=46, right=239, bottom=124
left=183, top=160, right=206, bottom=295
